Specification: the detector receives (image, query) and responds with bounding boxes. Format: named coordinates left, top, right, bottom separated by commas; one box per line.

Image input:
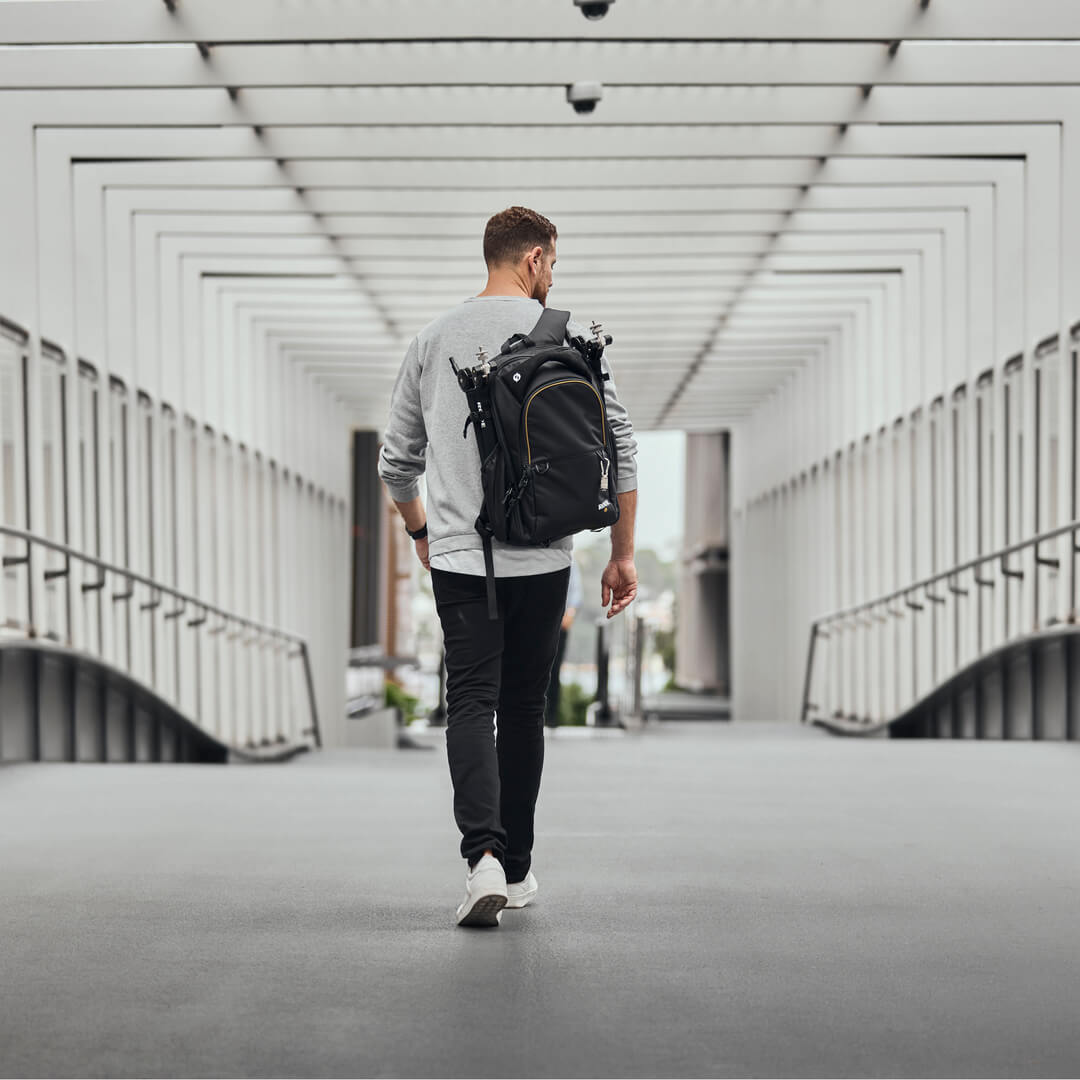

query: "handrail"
left=800, top=516, right=1080, bottom=726
left=0, top=523, right=300, bottom=643
left=808, top=517, right=1080, bottom=627
left=0, top=523, right=321, bottom=749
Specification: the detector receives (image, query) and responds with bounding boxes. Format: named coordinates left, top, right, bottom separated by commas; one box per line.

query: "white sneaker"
left=505, top=871, right=539, bottom=909
left=456, top=854, right=508, bottom=927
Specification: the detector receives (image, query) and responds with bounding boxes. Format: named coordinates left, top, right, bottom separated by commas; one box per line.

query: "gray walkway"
left=1, top=724, right=1079, bottom=1079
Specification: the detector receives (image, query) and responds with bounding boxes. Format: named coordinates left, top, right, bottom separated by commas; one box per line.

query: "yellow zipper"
left=524, top=379, right=607, bottom=463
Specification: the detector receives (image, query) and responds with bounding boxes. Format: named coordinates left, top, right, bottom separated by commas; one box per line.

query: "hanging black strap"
left=482, top=533, right=498, bottom=620
left=528, top=307, right=571, bottom=348
left=585, top=349, right=605, bottom=389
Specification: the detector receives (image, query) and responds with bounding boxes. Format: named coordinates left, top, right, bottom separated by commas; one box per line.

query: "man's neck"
left=476, top=270, right=532, bottom=299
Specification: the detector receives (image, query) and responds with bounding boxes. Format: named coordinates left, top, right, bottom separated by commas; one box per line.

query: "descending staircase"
left=802, top=519, right=1080, bottom=741
left=2, top=639, right=228, bottom=762
left=811, top=626, right=1080, bottom=740
left=0, top=526, right=320, bottom=762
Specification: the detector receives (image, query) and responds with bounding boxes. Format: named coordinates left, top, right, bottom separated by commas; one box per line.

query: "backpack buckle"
left=500, top=333, right=532, bottom=355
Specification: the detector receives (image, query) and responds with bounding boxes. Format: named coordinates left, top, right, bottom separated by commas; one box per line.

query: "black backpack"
left=451, top=308, right=620, bottom=618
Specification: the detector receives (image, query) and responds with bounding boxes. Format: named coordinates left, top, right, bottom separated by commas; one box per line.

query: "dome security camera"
left=573, top=0, right=615, bottom=19
left=567, top=81, right=604, bottom=115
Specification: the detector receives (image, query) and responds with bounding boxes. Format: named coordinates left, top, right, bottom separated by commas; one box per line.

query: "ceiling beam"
left=2, top=0, right=1078, bottom=45
left=7, top=40, right=1080, bottom=89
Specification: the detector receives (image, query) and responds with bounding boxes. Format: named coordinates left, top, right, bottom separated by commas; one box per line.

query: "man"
left=377, top=206, right=638, bottom=928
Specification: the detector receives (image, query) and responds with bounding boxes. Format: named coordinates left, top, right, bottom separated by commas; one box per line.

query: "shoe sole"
left=457, top=892, right=508, bottom=928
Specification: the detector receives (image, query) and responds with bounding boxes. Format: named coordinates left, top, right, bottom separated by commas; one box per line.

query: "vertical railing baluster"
left=799, top=623, right=816, bottom=725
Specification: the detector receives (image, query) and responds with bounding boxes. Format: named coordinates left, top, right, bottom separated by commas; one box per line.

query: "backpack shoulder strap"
left=528, top=308, right=571, bottom=348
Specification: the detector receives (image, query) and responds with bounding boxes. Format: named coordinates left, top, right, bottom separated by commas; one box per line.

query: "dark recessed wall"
left=351, top=431, right=382, bottom=648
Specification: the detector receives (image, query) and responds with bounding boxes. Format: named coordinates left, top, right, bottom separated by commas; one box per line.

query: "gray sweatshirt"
left=378, top=296, right=638, bottom=576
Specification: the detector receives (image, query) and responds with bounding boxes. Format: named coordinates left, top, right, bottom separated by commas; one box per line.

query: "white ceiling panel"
left=3, top=0, right=1079, bottom=44
left=3, top=0, right=1077, bottom=435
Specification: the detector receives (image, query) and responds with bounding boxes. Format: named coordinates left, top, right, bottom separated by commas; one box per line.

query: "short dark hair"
left=483, top=206, right=557, bottom=267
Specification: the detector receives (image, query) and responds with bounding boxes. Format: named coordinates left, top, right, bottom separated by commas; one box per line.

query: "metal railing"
left=587, top=613, right=650, bottom=727
left=0, top=524, right=320, bottom=751
left=800, top=518, right=1080, bottom=729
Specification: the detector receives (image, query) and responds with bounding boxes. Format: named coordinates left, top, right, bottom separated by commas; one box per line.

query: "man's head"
left=483, top=206, right=557, bottom=305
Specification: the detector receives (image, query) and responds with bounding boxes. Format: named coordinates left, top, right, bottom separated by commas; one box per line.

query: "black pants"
left=545, top=628, right=570, bottom=727
left=431, top=566, right=570, bottom=883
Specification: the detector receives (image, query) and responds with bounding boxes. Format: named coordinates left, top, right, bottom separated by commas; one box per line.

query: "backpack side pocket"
left=478, top=446, right=508, bottom=541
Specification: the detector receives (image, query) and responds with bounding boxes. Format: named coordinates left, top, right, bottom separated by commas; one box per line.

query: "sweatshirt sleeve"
left=377, top=337, right=427, bottom=503
left=601, top=350, right=638, bottom=494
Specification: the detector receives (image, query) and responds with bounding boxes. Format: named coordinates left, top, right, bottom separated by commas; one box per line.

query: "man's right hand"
left=601, top=559, right=637, bottom=619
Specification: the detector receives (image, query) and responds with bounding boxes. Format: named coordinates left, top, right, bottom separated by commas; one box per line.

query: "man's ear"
left=528, top=245, right=544, bottom=270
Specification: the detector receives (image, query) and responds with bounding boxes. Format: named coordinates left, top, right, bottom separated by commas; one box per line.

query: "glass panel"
left=909, top=409, right=927, bottom=700
left=951, top=388, right=969, bottom=671
left=252, top=452, right=267, bottom=745
left=890, top=421, right=906, bottom=717
left=77, top=367, right=102, bottom=652
left=254, top=453, right=266, bottom=622
left=1074, top=346, right=1080, bottom=527
left=267, top=462, right=279, bottom=627
left=184, top=419, right=199, bottom=595
left=951, top=391, right=966, bottom=569
left=176, top=416, right=199, bottom=718
left=133, top=394, right=155, bottom=687
left=975, top=374, right=995, bottom=653
left=1004, top=362, right=1023, bottom=638
left=217, top=436, right=236, bottom=745
left=108, top=382, right=131, bottom=670
left=77, top=369, right=100, bottom=560
left=1039, top=356, right=1059, bottom=531
left=134, top=396, right=154, bottom=578
left=1035, top=351, right=1061, bottom=626
left=199, top=427, right=218, bottom=735
left=0, top=341, right=28, bottom=630
left=929, top=398, right=944, bottom=687
left=909, top=411, right=921, bottom=583
left=236, top=447, right=250, bottom=617
left=237, top=445, right=253, bottom=746
left=40, top=356, right=68, bottom=640
left=1073, top=346, right=1080, bottom=620
left=160, top=407, right=177, bottom=589
left=858, top=438, right=874, bottom=722
left=40, top=359, right=65, bottom=544
left=266, top=461, right=281, bottom=740
left=929, top=400, right=944, bottom=577
left=160, top=406, right=179, bottom=704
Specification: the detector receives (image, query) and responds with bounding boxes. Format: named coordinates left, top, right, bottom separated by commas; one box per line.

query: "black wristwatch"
left=407, top=522, right=428, bottom=541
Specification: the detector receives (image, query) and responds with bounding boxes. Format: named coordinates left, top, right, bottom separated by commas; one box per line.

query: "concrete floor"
left=1, top=722, right=1079, bottom=1079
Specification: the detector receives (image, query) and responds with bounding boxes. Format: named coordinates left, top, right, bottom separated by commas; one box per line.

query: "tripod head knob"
left=590, top=321, right=613, bottom=347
